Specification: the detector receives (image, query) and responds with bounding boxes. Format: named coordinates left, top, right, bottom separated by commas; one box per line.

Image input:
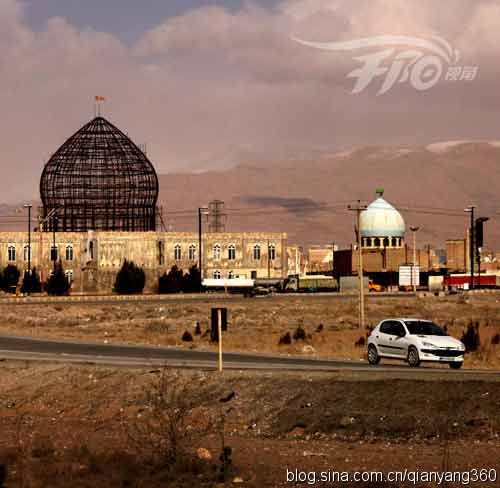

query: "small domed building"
left=359, top=189, right=405, bottom=248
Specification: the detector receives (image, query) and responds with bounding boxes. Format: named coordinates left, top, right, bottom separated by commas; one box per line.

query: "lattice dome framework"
left=40, top=116, right=159, bottom=232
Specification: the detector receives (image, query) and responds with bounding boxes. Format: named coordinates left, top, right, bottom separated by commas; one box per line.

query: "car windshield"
left=405, top=321, right=448, bottom=336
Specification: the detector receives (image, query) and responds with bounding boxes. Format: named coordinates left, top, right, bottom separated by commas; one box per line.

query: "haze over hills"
left=2, top=141, right=499, bottom=250
left=158, top=141, right=500, bottom=250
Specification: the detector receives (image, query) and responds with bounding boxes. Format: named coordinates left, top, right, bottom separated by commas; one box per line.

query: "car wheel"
left=407, top=346, right=421, bottom=367
left=449, top=362, right=463, bottom=370
left=367, top=344, right=380, bottom=365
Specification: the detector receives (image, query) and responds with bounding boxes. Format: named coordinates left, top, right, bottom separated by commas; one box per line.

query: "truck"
left=339, top=276, right=369, bottom=293
left=285, top=275, right=338, bottom=292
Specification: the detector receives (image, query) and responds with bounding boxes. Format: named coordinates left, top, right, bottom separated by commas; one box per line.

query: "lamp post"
left=475, top=217, right=489, bottom=289
left=198, top=207, right=208, bottom=291
left=52, top=215, right=58, bottom=273
left=348, top=201, right=367, bottom=330
left=464, top=206, right=475, bottom=290
left=409, top=226, right=420, bottom=293
left=23, top=204, right=33, bottom=275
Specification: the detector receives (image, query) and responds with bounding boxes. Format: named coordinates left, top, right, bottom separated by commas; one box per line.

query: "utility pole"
left=348, top=201, right=367, bottom=330
left=198, top=207, right=208, bottom=291
left=465, top=206, right=475, bottom=290
left=23, top=204, right=33, bottom=275
left=410, top=226, right=420, bottom=293
left=475, top=217, right=489, bottom=290
left=52, top=215, right=58, bottom=273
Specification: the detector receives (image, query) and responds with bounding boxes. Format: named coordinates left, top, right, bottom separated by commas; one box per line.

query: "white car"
left=367, top=319, right=465, bottom=369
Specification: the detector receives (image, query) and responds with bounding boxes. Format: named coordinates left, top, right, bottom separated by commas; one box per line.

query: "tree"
left=158, top=265, right=184, bottom=294
left=20, top=268, right=42, bottom=294
left=45, top=261, right=70, bottom=296
left=183, top=265, right=201, bottom=293
left=2, top=265, right=20, bottom=292
left=114, top=260, right=146, bottom=294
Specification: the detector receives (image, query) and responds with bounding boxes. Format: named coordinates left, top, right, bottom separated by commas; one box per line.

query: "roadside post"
left=218, top=308, right=223, bottom=372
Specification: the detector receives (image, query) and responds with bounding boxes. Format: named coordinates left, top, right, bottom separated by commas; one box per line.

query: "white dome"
left=360, top=196, right=405, bottom=238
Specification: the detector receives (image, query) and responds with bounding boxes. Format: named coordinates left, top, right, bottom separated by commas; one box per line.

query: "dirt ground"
left=0, top=294, right=498, bottom=369
left=0, top=363, right=499, bottom=487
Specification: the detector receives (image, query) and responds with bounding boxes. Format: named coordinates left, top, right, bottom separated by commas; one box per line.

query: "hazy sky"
left=1, top=0, right=499, bottom=202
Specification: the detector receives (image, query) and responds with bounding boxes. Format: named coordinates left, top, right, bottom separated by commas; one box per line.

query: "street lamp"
left=198, top=207, right=209, bottom=290
left=475, top=217, right=489, bottom=289
left=464, top=206, right=475, bottom=290
left=409, top=226, right=420, bottom=293
left=23, top=204, right=33, bottom=275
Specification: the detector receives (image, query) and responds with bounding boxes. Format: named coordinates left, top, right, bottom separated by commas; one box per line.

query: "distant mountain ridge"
left=158, top=141, right=500, bottom=249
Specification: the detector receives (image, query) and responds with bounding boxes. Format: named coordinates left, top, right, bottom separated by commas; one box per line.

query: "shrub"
left=45, top=261, right=70, bottom=296
left=182, top=331, right=194, bottom=342
left=158, top=266, right=184, bottom=294
left=2, top=265, right=20, bottom=292
left=114, top=260, right=146, bottom=294
left=194, top=322, right=202, bottom=336
left=461, top=321, right=481, bottom=352
left=183, top=265, right=201, bottom=293
left=20, top=268, right=42, bottom=294
left=491, top=334, right=500, bottom=345
left=123, top=368, right=213, bottom=469
left=293, top=326, right=307, bottom=341
left=279, top=332, right=292, bottom=345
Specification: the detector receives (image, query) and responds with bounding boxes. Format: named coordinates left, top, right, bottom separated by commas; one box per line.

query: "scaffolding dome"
left=40, top=116, right=159, bottom=232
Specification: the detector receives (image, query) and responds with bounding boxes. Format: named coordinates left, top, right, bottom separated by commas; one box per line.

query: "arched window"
left=174, top=244, right=182, bottom=261
left=268, top=244, right=276, bottom=260
left=213, top=270, right=221, bottom=279
left=383, top=237, right=390, bottom=247
left=8, top=245, right=16, bottom=262
left=253, top=244, right=261, bottom=261
left=391, top=237, right=397, bottom=247
left=50, top=245, right=58, bottom=262
left=213, top=244, right=221, bottom=260
left=228, top=270, right=234, bottom=279
left=228, top=244, right=236, bottom=260
left=188, top=244, right=196, bottom=261
left=65, top=270, right=74, bottom=284
left=374, top=238, right=381, bottom=247
left=66, top=245, right=74, bottom=261
left=23, top=245, right=32, bottom=262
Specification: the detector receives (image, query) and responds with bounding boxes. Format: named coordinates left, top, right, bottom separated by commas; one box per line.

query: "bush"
left=158, top=266, right=184, bottom=294
left=461, top=321, right=481, bottom=352
left=114, top=260, right=146, bottom=294
left=279, top=332, right=292, bottom=345
left=20, top=268, right=42, bottom=294
left=491, top=334, right=500, bottom=345
left=45, top=261, right=70, bottom=296
left=123, top=368, right=213, bottom=469
left=183, top=265, right=201, bottom=293
left=293, top=326, right=307, bottom=341
left=1, top=265, right=20, bottom=292
left=194, top=322, right=202, bottom=336
left=182, top=331, right=194, bottom=342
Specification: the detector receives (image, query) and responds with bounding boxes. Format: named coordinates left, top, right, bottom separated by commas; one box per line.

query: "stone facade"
left=0, top=231, right=287, bottom=293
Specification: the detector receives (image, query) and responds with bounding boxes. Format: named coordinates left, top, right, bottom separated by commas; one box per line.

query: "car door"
left=378, top=321, right=407, bottom=358
left=390, top=321, right=410, bottom=359
left=376, top=321, right=399, bottom=357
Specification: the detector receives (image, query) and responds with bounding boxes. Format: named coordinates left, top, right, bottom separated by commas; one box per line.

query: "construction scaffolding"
left=208, top=200, right=227, bottom=233
left=40, top=116, right=159, bottom=232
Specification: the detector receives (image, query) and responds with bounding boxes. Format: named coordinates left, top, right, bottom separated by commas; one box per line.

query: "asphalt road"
left=1, top=334, right=499, bottom=377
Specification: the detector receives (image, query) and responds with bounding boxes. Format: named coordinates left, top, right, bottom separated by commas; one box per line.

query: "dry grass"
left=0, top=294, right=499, bottom=368
left=0, top=363, right=499, bottom=487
